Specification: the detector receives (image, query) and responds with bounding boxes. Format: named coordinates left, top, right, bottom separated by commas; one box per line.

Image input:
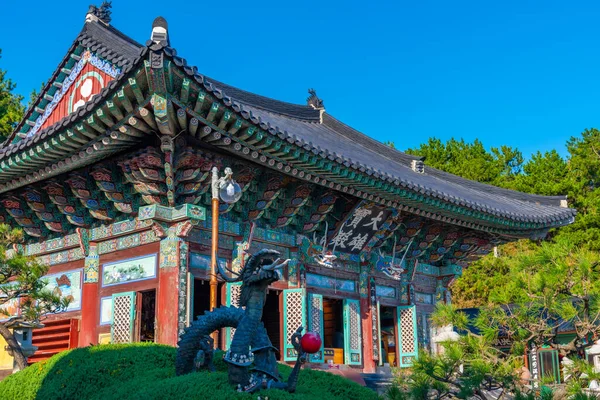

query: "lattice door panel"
left=397, top=305, right=418, bottom=367
left=343, top=299, right=362, bottom=365
left=111, top=292, right=136, bottom=344
left=307, top=293, right=324, bottom=363
left=282, top=289, right=306, bottom=362
left=224, top=282, right=242, bottom=350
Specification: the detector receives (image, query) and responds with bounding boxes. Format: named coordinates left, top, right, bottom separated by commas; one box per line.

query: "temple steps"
left=32, top=325, right=71, bottom=337
left=32, top=331, right=72, bottom=343
left=28, top=319, right=78, bottom=364
left=361, top=366, right=395, bottom=395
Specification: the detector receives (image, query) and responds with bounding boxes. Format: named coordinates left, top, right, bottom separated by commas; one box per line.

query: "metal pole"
left=210, top=167, right=219, bottom=343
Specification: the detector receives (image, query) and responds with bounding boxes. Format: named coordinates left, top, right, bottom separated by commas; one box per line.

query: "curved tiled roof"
left=5, top=19, right=577, bottom=230
left=3, top=19, right=141, bottom=148
left=205, top=77, right=322, bottom=122
left=0, top=48, right=147, bottom=161
left=231, top=105, right=573, bottom=224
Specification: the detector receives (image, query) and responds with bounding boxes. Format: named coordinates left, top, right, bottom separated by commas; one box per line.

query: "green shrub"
left=0, top=343, right=176, bottom=400
left=0, top=343, right=379, bottom=400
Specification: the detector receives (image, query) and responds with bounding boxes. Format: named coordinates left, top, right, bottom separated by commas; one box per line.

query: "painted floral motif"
left=306, top=273, right=355, bottom=292
left=376, top=285, right=396, bottom=299
left=189, top=253, right=227, bottom=271
left=104, top=264, right=145, bottom=284
left=0, top=297, right=19, bottom=320
left=102, top=255, right=157, bottom=286
left=41, top=270, right=82, bottom=311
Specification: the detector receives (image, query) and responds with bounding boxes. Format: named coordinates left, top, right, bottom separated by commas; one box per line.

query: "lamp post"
left=210, top=167, right=242, bottom=317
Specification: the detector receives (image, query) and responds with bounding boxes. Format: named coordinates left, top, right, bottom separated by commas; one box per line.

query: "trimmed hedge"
left=0, top=344, right=379, bottom=400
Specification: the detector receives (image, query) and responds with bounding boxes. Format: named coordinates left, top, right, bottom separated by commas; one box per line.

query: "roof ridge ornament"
left=86, top=1, right=112, bottom=25
left=411, top=159, right=424, bottom=174
left=306, top=88, right=324, bottom=110
left=151, top=16, right=169, bottom=46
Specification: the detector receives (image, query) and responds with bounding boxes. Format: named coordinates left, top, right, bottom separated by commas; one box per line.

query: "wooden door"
left=307, top=293, right=325, bottom=363
left=343, top=298, right=362, bottom=365
left=396, top=305, right=418, bottom=367
left=110, top=292, right=136, bottom=344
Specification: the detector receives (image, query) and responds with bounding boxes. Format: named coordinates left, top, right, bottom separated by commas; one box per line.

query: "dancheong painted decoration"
left=0, top=2, right=575, bottom=380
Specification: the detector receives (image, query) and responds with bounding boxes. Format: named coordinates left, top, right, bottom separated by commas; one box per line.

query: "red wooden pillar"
left=156, top=237, right=181, bottom=346
left=80, top=243, right=99, bottom=346
left=361, top=296, right=376, bottom=373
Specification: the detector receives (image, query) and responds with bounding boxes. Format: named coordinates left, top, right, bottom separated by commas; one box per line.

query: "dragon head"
left=217, top=249, right=290, bottom=284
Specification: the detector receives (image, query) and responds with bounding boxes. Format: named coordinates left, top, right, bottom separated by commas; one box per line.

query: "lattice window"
left=228, top=284, right=241, bottom=342
left=349, top=301, right=361, bottom=350
left=286, top=291, right=304, bottom=343
left=400, top=308, right=415, bottom=353
left=112, top=294, right=134, bottom=344
left=230, top=284, right=241, bottom=307
left=310, top=296, right=322, bottom=334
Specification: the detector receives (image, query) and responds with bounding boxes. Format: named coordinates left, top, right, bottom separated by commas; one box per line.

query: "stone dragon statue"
left=175, top=249, right=307, bottom=393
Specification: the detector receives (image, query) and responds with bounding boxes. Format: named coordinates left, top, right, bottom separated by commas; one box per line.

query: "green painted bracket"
left=138, top=203, right=206, bottom=222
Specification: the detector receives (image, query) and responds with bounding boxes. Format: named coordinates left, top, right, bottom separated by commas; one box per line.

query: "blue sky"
left=2, top=1, right=600, bottom=158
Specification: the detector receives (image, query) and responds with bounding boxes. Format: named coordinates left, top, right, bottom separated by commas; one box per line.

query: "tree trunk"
left=0, top=323, right=28, bottom=371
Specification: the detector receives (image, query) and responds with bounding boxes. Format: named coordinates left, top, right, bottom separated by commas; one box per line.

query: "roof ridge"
left=201, top=76, right=321, bottom=121
left=1, top=48, right=146, bottom=157
left=319, top=114, right=568, bottom=208
left=424, top=167, right=567, bottom=207
left=321, top=112, right=422, bottom=165
left=96, top=20, right=144, bottom=48
left=2, top=24, right=87, bottom=148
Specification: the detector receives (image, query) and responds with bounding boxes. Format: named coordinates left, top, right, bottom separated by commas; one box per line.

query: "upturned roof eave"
left=160, top=46, right=576, bottom=232
left=3, top=19, right=142, bottom=148
left=0, top=50, right=149, bottom=193
left=0, top=19, right=577, bottom=236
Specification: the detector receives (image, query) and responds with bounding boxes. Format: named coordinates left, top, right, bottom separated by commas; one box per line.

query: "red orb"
left=300, top=332, right=322, bottom=354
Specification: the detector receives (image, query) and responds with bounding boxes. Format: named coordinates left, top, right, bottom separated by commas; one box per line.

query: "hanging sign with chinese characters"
left=529, top=343, right=539, bottom=389
left=329, top=201, right=392, bottom=255
left=370, top=278, right=380, bottom=362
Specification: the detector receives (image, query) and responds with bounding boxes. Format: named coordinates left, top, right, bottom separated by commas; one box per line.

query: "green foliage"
left=391, top=336, right=520, bottom=399
left=514, top=389, right=536, bottom=400
left=0, top=49, right=24, bottom=138
left=471, top=240, right=600, bottom=352
left=425, top=250, right=600, bottom=399
left=571, top=393, right=600, bottom=400
left=423, top=256, right=600, bottom=397
left=511, top=150, right=570, bottom=196
left=398, top=128, right=600, bottom=307
left=0, top=222, right=69, bottom=369
left=28, top=81, right=44, bottom=108
left=384, top=384, right=410, bottom=400
left=538, top=386, right=554, bottom=400
left=0, top=223, right=68, bottom=321
left=554, top=128, right=600, bottom=250
left=0, top=344, right=379, bottom=400
left=385, top=140, right=396, bottom=149
left=405, top=138, right=523, bottom=186
left=390, top=129, right=600, bottom=398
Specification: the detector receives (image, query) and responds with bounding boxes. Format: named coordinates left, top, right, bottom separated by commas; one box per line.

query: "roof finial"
left=151, top=16, right=169, bottom=45
left=86, top=1, right=112, bottom=24
left=306, top=88, right=325, bottom=110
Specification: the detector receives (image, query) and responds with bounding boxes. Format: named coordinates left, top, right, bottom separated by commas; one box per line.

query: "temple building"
left=0, top=7, right=575, bottom=374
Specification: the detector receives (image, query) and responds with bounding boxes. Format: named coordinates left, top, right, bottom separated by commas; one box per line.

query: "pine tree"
left=0, top=49, right=24, bottom=138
